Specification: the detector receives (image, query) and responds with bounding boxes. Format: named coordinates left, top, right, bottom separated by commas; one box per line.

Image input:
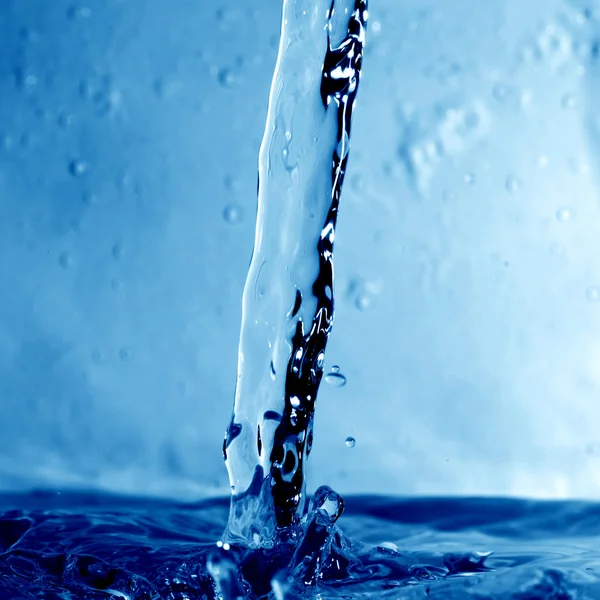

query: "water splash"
left=223, top=0, right=367, bottom=546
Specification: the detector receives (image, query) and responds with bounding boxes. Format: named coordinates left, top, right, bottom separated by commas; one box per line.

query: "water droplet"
left=585, top=443, right=600, bottom=456
left=345, top=436, right=356, bottom=448
left=586, top=567, right=595, bottom=573
left=119, top=347, right=132, bottom=361
left=464, top=173, right=476, bottom=185
left=586, top=286, right=600, bottom=302
left=325, top=371, right=347, bottom=387
left=69, top=159, right=89, bottom=177
left=537, top=155, right=549, bottom=169
left=223, top=175, right=241, bottom=191
left=111, top=243, right=124, bottom=260
left=57, top=112, right=75, bottom=129
left=15, top=68, right=37, bottom=90
left=556, top=207, right=575, bottom=222
left=218, top=68, right=238, bottom=88
left=505, top=174, right=523, bottom=194
left=536, top=23, right=572, bottom=68
left=331, top=365, right=340, bottom=373
left=67, top=5, right=92, bottom=19
left=377, top=542, right=400, bottom=554
left=223, top=204, right=243, bottom=224
left=492, top=83, right=510, bottom=103
left=561, top=93, right=576, bottom=109
left=59, top=252, right=72, bottom=269
left=153, top=78, right=181, bottom=99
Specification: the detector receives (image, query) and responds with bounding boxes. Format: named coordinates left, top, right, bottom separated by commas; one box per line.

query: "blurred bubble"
left=345, top=437, right=356, bottom=448
left=464, top=173, right=476, bottom=185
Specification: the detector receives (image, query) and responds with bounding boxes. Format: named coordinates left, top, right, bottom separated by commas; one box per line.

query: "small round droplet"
left=556, top=207, right=575, bottom=222
left=377, top=542, right=400, bottom=554
left=561, top=93, right=576, bottom=109
left=218, top=68, right=238, bottom=88
left=59, top=252, right=72, bottom=269
left=492, top=83, right=509, bottom=103
left=67, top=5, right=92, bottom=19
left=111, top=243, right=124, bottom=260
left=331, top=365, right=340, bottom=374
left=325, top=371, right=347, bottom=387
left=119, top=347, right=131, bottom=361
left=69, top=159, right=89, bottom=177
left=586, top=567, right=595, bottom=573
left=355, top=294, right=372, bottom=312
left=585, top=443, right=600, bottom=456
left=345, top=436, right=356, bottom=448
left=223, top=204, right=243, bottom=224
left=505, top=174, right=523, bottom=194
left=586, top=286, right=600, bottom=302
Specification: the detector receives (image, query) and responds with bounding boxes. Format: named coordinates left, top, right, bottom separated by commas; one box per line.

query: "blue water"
left=2, top=491, right=600, bottom=599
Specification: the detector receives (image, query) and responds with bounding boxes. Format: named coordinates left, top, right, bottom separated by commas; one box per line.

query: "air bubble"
left=345, top=436, right=356, bottom=448
left=325, top=371, right=347, bottom=387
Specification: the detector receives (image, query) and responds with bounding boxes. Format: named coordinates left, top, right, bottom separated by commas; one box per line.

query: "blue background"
left=1, top=0, right=599, bottom=500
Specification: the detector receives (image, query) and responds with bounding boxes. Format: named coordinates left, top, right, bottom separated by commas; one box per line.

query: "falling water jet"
left=222, top=0, right=368, bottom=547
